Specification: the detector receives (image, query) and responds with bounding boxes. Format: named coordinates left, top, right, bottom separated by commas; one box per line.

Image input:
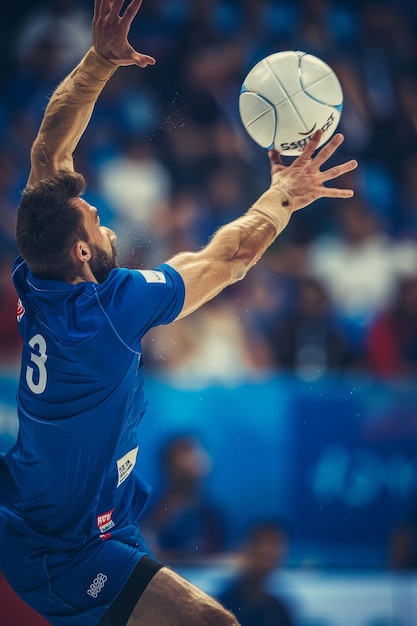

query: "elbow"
left=229, top=260, right=250, bottom=283
left=213, top=221, right=270, bottom=284
left=30, top=141, right=58, bottom=174
left=30, top=142, right=49, bottom=169
left=221, top=250, right=254, bottom=284
left=29, top=141, right=72, bottom=181
left=219, top=243, right=258, bottom=285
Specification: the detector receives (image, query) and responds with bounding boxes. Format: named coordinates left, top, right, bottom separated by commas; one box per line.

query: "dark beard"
left=89, top=241, right=119, bottom=283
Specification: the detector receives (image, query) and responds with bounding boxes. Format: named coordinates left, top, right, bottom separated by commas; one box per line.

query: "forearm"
left=211, top=186, right=293, bottom=279
left=169, top=186, right=293, bottom=318
left=28, top=48, right=117, bottom=185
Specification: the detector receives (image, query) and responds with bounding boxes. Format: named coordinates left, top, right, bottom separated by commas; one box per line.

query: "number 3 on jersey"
left=26, top=333, right=48, bottom=394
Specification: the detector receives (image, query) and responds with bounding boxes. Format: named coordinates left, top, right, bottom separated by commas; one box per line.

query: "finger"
left=322, top=187, right=355, bottom=199
left=297, top=129, right=323, bottom=161
left=131, top=51, right=156, bottom=67
left=108, top=0, right=127, bottom=18
left=268, top=150, right=282, bottom=166
left=93, top=0, right=106, bottom=23
left=314, top=133, right=345, bottom=168
left=123, top=0, right=144, bottom=24
left=321, top=159, right=358, bottom=181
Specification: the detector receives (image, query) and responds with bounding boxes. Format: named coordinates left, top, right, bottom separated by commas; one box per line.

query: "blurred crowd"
left=1, top=0, right=417, bottom=382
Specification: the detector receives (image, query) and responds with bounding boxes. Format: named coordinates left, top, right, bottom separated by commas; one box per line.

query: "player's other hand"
left=268, top=130, right=358, bottom=212
left=92, top=0, right=156, bottom=68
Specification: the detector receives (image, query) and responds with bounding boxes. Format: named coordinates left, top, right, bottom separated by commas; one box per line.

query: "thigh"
left=127, top=567, right=240, bottom=626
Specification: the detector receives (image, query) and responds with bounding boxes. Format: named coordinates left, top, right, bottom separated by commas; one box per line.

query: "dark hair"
left=16, top=170, right=88, bottom=281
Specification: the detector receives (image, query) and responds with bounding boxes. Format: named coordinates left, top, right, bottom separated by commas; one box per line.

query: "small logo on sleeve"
left=136, top=269, right=166, bottom=284
left=16, top=299, right=25, bottom=322
left=116, top=446, right=138, bottom=487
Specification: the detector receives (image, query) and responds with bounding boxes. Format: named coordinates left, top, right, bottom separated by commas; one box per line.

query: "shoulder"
left=98, top=264, right=184, bottom=291
left=94, top=264, right=185, bottom=332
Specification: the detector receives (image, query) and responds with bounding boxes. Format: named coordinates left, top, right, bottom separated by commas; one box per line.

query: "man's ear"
left=74, top=241, right=91, bottom=262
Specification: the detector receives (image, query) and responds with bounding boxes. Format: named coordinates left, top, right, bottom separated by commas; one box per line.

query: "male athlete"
left=0, top=1, right=358, bottom=625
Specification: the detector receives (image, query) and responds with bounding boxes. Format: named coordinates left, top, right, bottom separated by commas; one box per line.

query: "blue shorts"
left=0, top=522, right=159, bottom=626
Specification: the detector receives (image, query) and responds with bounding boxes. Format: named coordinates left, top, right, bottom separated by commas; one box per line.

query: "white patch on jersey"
left=116, top=446, right=138, bottom=487
left=136, top=269, right=166, bottom=284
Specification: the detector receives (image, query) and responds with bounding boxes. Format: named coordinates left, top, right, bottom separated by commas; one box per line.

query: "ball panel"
left=243, top=51, right=301, bottom=106
left=264, top=51, right=304, bottom=103
left=298, top=53, right=333, bottom=83
left=239, top=91, right=276, bottom=148
left=243, top=65, right=288, bottom=107
left=286, top=91, right=340, bottom=132
left=299, top=54, right=343, bottom=106
left=302, top=73, right=344, bottom=107
left=274, top=97, right=308, bottom=141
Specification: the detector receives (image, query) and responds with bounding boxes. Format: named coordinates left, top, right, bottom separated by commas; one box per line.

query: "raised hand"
left=268, top=130, right=358, bottom=211
left=92, top=0, right=156, bottom=68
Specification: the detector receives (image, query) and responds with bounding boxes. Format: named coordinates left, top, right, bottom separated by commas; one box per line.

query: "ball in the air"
left=239, top=50, right=343, bottom=156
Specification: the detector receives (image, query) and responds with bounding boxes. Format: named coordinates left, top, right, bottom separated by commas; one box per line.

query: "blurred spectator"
left=0, top=150, right=21, bottom=256
left=217, top=521, right=298, bottom=626
left=97, top=139, right=172, bottom=267
left=377, top=73, right=417, bottom=179
left=14, top=0, right=91, bottom=73
left=144, top=296, right=266, bottom=385
left=389, top=493, right=417, bottom=570
left=366, top=275, right=417, bottom=379
left=330, top=55, right=374, bottom=157
left=396, top=153, right=417, bottom=240
left=297, top=0, right=337, bottom=58
left=3, top=1, right=91, bottom=157
left=143, top=436, right=227, bottom=562
left=268, top=277, right=353, bottom=380
left=308, top=198, right=417, bottom=352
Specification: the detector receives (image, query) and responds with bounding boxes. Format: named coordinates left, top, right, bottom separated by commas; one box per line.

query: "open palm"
left=92, top=0, right=156, bottom=68
left=269, top=130, right=358, bottom=211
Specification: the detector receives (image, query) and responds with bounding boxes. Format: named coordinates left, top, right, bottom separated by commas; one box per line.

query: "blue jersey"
left=0, top=257, right=185, bottom=549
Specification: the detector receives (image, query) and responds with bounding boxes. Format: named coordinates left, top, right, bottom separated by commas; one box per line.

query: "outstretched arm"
left=168, top=131, right=358, bottom=319
left=27, top=0, right=155, bottom=186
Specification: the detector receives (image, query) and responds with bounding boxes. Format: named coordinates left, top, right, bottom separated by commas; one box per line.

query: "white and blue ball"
left=239, top=51, right=343, bottom=156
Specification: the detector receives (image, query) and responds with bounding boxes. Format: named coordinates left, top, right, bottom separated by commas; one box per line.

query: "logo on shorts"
left=16, top=298, right=25, bottom=322
left=87, top=573, right=108, bottom=598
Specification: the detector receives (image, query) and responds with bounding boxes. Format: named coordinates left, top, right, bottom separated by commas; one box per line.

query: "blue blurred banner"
left=290, top=378, right=417, bottom=563
left=140, top=375, right=417, bottom=564
left=1, top=370, right=416, bottom=564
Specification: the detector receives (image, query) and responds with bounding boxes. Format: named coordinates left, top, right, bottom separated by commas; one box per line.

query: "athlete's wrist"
left=248, top=186, right=293, bottom=234
left=74, top=47, right=118, bottom=83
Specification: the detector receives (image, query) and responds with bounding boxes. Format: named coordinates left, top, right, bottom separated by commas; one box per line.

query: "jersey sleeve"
left=94, top=263, right=185, bottom=350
